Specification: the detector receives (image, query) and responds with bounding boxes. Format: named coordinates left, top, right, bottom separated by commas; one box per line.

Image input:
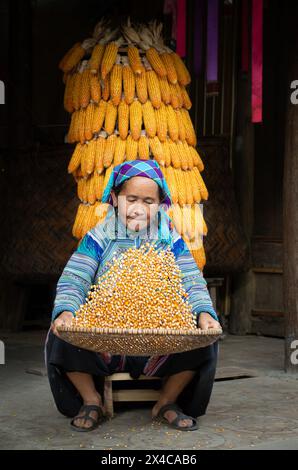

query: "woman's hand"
left=51, top=311, right=74, bottom=337
left=198, top=312, right=221, bottom=330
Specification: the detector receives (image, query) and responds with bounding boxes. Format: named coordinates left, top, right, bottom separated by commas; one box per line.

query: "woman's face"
left=111, top=176, right=161, bottom=232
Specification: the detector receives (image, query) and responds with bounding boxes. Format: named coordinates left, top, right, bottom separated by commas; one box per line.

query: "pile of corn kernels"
left=73, top=242, right=197, bottom=330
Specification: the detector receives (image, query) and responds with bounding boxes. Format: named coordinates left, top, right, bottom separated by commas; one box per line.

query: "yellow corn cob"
left=162, top=140, right=171, bottom=167
left=103, top=165, right=114, bottom=193
left=171, top=52, right=191, bottom=86
left=189, top=245, right=206, bottom=271
left=171, top=203, right=183, bottom=234
left=155, top=103, right=167, bottom=142
left=158, top=76, right=171, bottom=104
left=193, top=167, right=209, bottom=200
left=85, top=139, right=96, bottom=175
left=104, top=100, right=117, bottom=135
left=135, top=71, right=148, bottom=104
left=72, top=72, right=83, bottom=111
left=166, top=105, right=179, bottom=141
left=78, top=108, right=87, bottom=144
left=174, top=168, right=187, bottom=206
left=87, top=174, right=97, bottom=205
left=189, top=169, right=201, bottom=203
left=110, top=59, right=122, bottom=106
left=94, top=172, right=105, bottom=200
left=68, top=143, right=83, bottom=174
left=176, top=109, right=186, bottom=141
left=160, top=52, right=178, bottom=84
left=126, top=134, right=138, bottom=160
left=80, top=69, right=91, bottom=109
left=114, top=137, right=127, bottom=165
left=72, top=203, right=88, bottom=239
left=182, top=205, right=195, bottom=241
left=168, top=139, right=181, bottom=169
left=189, top=146, right=204, bottom=171
left=142, top=101, right=156, bottom=137
left=101, top=74, right=110, bottom=101
left=82, top=203, right=96, bottom=237
left=95, top=135, right=106, bottom=174
left=149, top=136, right=165, bottom=166
left=67, top=111, right=77, bottom=143
left=181, top=109, right=197, bottom=146
left=89, top=44, right=105, bottom=74
left=92, top=99, right=107, bottom=135
left=64, top=74, right=75, bottom=113
left=169, top=82, right=180, bottom=109
left=80, top=145, right=88, bottom=177
left=90, top=73, right=101, bottom=103
left=60, top=43, right=86, bottom=73
left=122, top=58, right=136, bottom=105
left=164, top=165, right=178, bottom=203
left=203, top=217, right=208, bottom=236
left=138, top=133, right=150, bottom=160
left=181, top=86, right=192, bottom=109
left=174, top=83, right=183, bottom=108
left=103, top=134, right=117, bottom=167
left=146, top=70, right=162, bottom=109
left=128, top=46, right=144, bottom=75
left=77, top=178, right=85, bottom=202
left=145, top=48, right=167, bottom=77
left=182, top=140, right=194, bottom=170
left=94, top=201, right=109, bottom=221
left=129, top=100, right=143, bottom=140
left=183, top=171, right=194, bottom=205
left=176, top=140, right=188, bottom=171
left=101, top=42, right=119, bottom=80
left=84, top=103, right=95, bottom=141
left=118, top=100, right=129, bottom=140
left=59, top=42, right=80, bottom=70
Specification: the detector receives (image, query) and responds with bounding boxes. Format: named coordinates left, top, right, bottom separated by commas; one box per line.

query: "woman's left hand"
left=198, top=312, right=221, bottom=330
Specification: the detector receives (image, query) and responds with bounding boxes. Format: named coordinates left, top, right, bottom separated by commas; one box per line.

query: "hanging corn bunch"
left=60, top=19, right=209, bottom=270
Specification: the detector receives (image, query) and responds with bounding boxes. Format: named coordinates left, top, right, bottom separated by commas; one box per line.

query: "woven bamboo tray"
left=57, top=326, right=222, bottom=356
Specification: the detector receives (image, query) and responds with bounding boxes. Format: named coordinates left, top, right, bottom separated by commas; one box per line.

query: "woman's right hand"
left=51, top=311, right=74, bottom=337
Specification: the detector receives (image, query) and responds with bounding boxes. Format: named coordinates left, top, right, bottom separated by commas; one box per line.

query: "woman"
left=46, top=159, right=220, bottom=432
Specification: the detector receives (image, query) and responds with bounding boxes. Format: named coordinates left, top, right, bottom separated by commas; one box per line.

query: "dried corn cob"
left=72, top=203, right=88, bottom=239
left=149, top=136, right=165, bottom=166
left=189, top=147, right=204, bottom=171
left=189, top=169, right=201, bottom=203
left=171, top=52, right=191, bottom=86
left=104, top=100, right=117, bottom=135
left=164, top=165, right=178, bottom=203
left=80, top=68, right=91, bottom=108
left=176, top=140, right=189, bottom=171
left=155, top=103, right=167, bottom=142
left=193, top=167, right=209, bottom=200
left=72, top=72, right=83, bottom=111
left=95, top=133, right=107, bottom=174
left=171, top=203, right=183, bottom=234
left=64, top=73, right=75, bottom=113
left=169, top=82, right=180, bottom=109
left=138, top=132, right=150, bottom=160
left=59, top=42, right=80, bottom=71
left=87, top=174, right=97, bottom=205
left=78, top=108, right=87, bottom=144
left=168, top=139, right=181, bottom=169
left=110, top=56, right=122, bottom=106
left=176, top=109, right=186, bottom=141
left=68, top=143, right=83, bottom=174
left=89, top=44, right=105, bottom=74
left=103, top=134, right=117, bottom=167
left=90, top=73, right=101, bottom=103
left=181, top=109, right=197, bottom=146
left=118, top=99, right=130, bottom=140
left=128, top=46, right=144, bottom=75
left=67, top=111, right=77, bottom=144
left=114, top=137, right=127, bottom=165
left=174, top=168, right=187, bottom=206
left=60, top=42, right=86, bottom=73
left=77, top=178, right=85, bottom=202
left=84, top=103, right=95, bottom=141
left=145, top=47, right=167, bottom=77
left=162, top=140, right=171, bottom=167
left=135, top=70, right=148, bottom=103
left=85, top=139, right=96, bottom=175
left=181, top=86, right=192, bottom=110
left=129, top=100, right=143, bottom=140
left=146, top=70, right=162, bottom=109
left=174, top=83, right=183, bottom=108
left=126, top=134, right=138, bottom=160
left=101, top=41, right=119, bottom=80
left=182, top=205, right=195, bottom=241
left=122, top=56, right=136, bottom=105
left=94, top=172, right=105, bottom=200
left=103, top=165, right=114, bottom=192
left=166, top=105, right=179, bottom=142
left=182, top=141, right=194, bottom=170
left=142, top=101, right=156, bottom=137
left=158, top=76, right=171, bottom=104
left=92, top=99, right=107, bottom=135
left=189, top=245, right=206, bottom=272
left=160, top=52, right=178, bottom=84
left=101, top=74, right=110, bottom=101
left=183, top=171, right=194, bottom=205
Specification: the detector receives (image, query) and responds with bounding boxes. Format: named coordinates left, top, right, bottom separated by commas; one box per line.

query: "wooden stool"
left=104, top=373, right=161, bottom=418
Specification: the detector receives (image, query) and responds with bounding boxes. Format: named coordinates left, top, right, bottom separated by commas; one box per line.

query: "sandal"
left=70, top=404, right=106, bottom=432
left=154, top=403, right=198, bottom=432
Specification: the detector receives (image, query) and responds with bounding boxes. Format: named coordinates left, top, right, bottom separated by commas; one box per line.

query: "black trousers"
left=45, top=330, right=218, bottom=419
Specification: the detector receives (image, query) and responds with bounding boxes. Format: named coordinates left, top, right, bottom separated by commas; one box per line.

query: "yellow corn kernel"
left=189, top=146, right=204, bottom=171
left=135, top=71, right=148, bottom=103
left=149, top=136, right=165, bottom=167
left=84, top=103, right=95, bottom=141
left=169, top=82, right=180, bottom=109
left=72, top=203, right=88, bottom=239
left=80, top=69, right=91, bottom=109
left=114, top=137, right=127, bottom=165
left=162, top=140, right=171, bottom=167
left=193, top=167, right=209, bottom=200
left=142, top=101, right=156, bottom=138
left=59, top=42, right=80, bottom=70
left=90, top=73, right=101, bottom=103
left=72, top=72, right=83, bottom=111
left=60, top=43, right=85, bottom=73
left=158, top=76, right=171, bottom=104
left=181, top=109, right=197, bottom=146
left=101, top=42, right=119, bottom=79
left=145, top=48, right=167, bottom=77
left=168, top=139, right=181, bottom=169
left=64, top=74, right=75, bottom=113
left=118, top=100, right=130, bottom=140
left=103, top=165, right=114, bottom=192
left=104, top=100, right=117, bottom=135
left=181, top=86, right=192, bottom=110
left=101, top=73, right=110, bottom=101
left=68, top=143, right=83, bottom=174
left=171, top=52, right=191, bottom=86
left=164, top=165, right=178, bottom=203
left=146, top=70, right=162, bottom=109
left=110, top=59, right=122, bottom=106
left=138, top=133, right=150, bottom=160
left=103, top=134, right=117, bottom=167
left=174, top=168, right=187, bottom=206
left=126, top=134, right=138, bottom=160
left=95, top=135, right=106, bottom=174
left=87, top=174, right=97, bottom=205
left=128, top=46, right=144, bottom=75
left=176, top=140, right=188, bottom=171
left=166, top=105, right=179, bottom=142
left=129, top=100, right=143, bottom=140
left=160, top=52, right=178, bottom=84
left=85, top=139, right=96, bottom=175
left=94, top=172, right=105, bottom=200
left=89, top=44, right=105, bottom=74
left=189, top=169, right=201, bottom=203
left=122, top=57, right=136, bottom=105
left=155, top=103, right=167, bottom=142
left=92, top=100, right=107, bottom=135
left=78, top=108, right=87, bottom=144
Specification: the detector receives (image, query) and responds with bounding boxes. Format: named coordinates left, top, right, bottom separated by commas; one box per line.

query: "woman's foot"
left=152, top=400, right=195, bottom=429
left=71, top=392, right=105, bottom=431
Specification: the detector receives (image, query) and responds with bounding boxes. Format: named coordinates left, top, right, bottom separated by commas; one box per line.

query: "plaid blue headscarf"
left=101, top=160, right=172, bottom=208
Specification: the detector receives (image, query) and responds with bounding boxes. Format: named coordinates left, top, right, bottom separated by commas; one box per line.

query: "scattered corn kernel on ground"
left=73, top=243, right=197, bottom=330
